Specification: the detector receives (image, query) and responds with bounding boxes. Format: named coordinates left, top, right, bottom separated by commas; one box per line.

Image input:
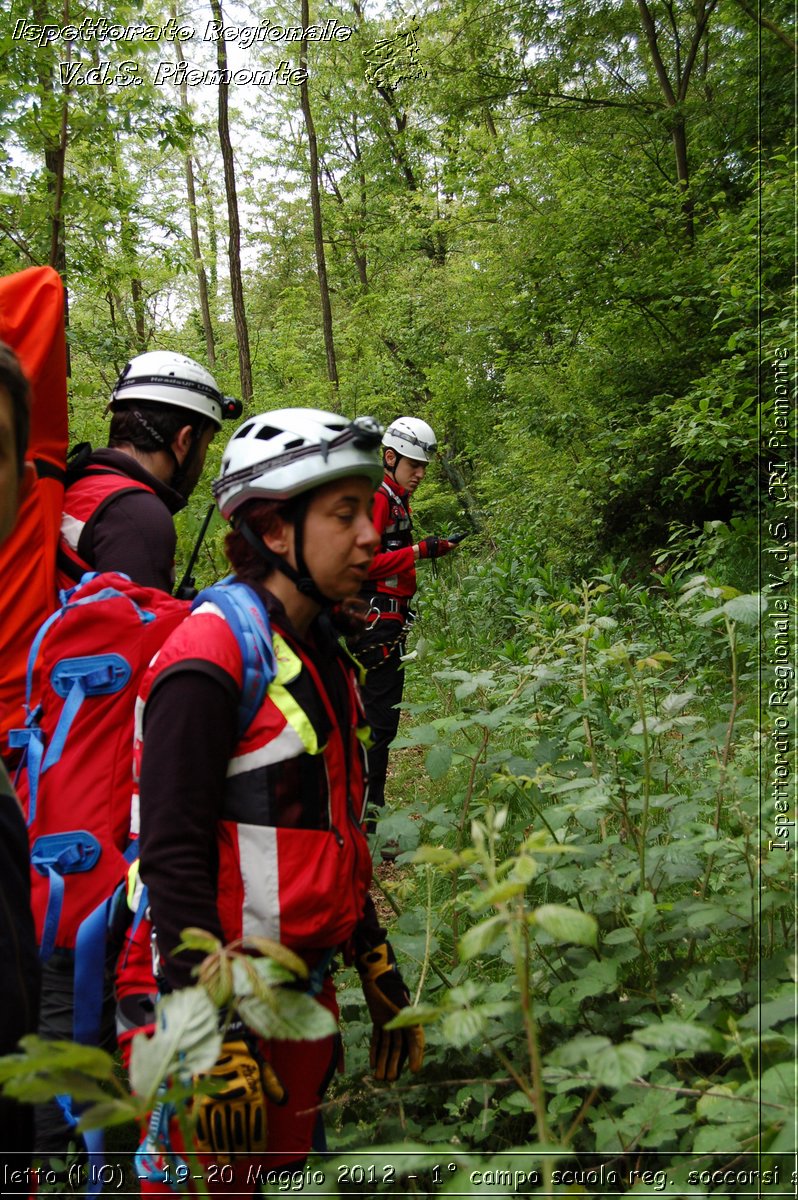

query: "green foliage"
left=329, top=553, right=791, bottom=1188
left=0, top=933, right=335, bottom=1195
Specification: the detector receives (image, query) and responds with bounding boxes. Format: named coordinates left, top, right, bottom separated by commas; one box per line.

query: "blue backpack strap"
left=192, top=580, right=276, bottom=734
left=8, top=721, right=44, bottom=827
left=31, top=831, right=103, bottom=962
left=73, top=840, right=141, bottom=1045
left=10, top=602, right=66, bottom=825
left=70, top=840, right=142, bottom=1197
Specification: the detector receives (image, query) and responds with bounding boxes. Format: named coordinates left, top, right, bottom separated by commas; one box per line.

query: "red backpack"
left=12, top=572, right=276, bottom=962
left=0, top=266, right=68, bottom=760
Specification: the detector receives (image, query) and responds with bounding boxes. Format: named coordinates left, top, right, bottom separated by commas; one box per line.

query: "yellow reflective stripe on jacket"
left=126, top=858, right=142, bottom=912
left=269, top=632, right=319, bottom=754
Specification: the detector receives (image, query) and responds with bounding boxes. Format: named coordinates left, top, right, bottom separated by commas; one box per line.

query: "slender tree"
left=174, top=20, right=216, bottom=367
left=634, top=0, right=719, bottom=241
left=299, top=0, right=339, bottom=395
left=31, top=0, right=71, bottom=369
left=208, top=0, right=252, bottom=401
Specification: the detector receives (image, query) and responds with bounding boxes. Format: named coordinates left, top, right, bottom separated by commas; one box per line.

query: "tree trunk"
left=635, top=0, right=713, bottom=241
left=34, top=0, right=71, bottom=372
left=209, top=0, right=252, bottom=401
left=175, top=23, right=216, bottom=367
left=197, top=163, right=219, bottom=297
left=300, top=0, right=339, bottom=395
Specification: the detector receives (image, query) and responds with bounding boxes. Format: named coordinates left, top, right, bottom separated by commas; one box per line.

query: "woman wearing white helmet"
left=57, top=350, right=240, bottom=594
left=349, top=415, right=459, bottom=847
left=123, top=409, right=424, bottom=1193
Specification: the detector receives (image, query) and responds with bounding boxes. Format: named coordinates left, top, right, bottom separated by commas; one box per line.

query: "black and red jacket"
left=133, top=590, right=374, bottom=990
left=57, top=448, right=185, bottom=593
left=358, top=476, right=416, bottom=622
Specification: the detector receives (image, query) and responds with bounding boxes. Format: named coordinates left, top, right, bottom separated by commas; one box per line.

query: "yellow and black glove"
left=195, top=1035, right=287, bottom=1160
left=356, top=941, right=425, bottom=1082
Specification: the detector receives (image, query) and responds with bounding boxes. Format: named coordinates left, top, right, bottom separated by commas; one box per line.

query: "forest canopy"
left=2, top=0, right=792, bottom=572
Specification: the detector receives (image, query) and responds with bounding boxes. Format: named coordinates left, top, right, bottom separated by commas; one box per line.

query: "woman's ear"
left=383, top=448, right=396, bottom=470
left=262, top=513, right=293, bottom=559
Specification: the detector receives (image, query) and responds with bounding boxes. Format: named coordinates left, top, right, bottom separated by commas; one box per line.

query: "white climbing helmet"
left=213, top=408, right=384, bottom=520
left=109, top=351, right=237, bottom=429
left=382, top=416, right=437, bottom=463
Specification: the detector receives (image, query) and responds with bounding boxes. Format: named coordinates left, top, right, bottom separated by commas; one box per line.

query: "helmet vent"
left=254, top=425, right=282, bottom=441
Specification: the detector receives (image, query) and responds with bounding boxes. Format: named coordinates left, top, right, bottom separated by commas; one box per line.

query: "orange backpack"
left=0, top=266, right=68, bottom=761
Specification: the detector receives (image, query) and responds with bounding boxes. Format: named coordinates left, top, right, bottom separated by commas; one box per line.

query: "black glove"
left=194, top=1038, right=286, bottom=1160
left=417, top=536, right=456, bottom=560
left=356, top=942, right=425, bottom=1081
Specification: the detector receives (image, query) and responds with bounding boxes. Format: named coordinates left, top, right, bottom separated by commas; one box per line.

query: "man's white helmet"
left=110, top=351, right=236, bottom=429
left=213, top=408, right=384, bottom=520
left=382, top=416, right=437, bottom=463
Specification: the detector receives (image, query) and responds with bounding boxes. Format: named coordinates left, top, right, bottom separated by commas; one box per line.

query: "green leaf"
left=476, top=879, right=527, bottom=907
left=248, top=956, right=298, bottom=990
left=547, top=1034, right=611, bottom=1067
left=425, top=743, right=453, bottom=780
left=631, top=1020, right=719, bottom=1054
left=412, top=844, right=460, bottom=867
left=129, top=989, right=221, bottom=1105
left=509, top=854, right=538, bottom=884
left=661, top=690, right=696, bottom=716
left=384, top=1003, right=441, bottom=1029
left=0, top=1037, right=114, bottom=1084
left=602, top=926, right=636, bottom=944
left=723, top=593, right=765, bottom=624
left=738, top=993, right=797, bottom=1030
left=630, top=716, right=672, bottom=735
left=237, top=989, right=337, bottom=1042
left=78, top=1098, right=142, bottom=1132
left=459, top=914, right=506, bottom=961
left=393, top=723, right=442, bottom=748
left=440, top=1006, right=487, bottom=1048
left=591, top=1041, right=647, bottom=1088
left=174, top=928, right=222, bottom=955
left=696, top=1085, right=739, bottom=1121
left=532, top=904, right=598, bottom=948
left=0, top=1069, right=110, bottom=1106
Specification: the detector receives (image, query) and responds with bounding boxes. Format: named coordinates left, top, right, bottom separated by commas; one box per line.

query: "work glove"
left=417, top=536, right=456, bottom=559
left=356, top=941, right=425, bottom=1082
left=194, top=1035, right=287, bottom=1160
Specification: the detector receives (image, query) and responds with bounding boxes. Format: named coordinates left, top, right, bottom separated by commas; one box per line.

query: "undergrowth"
left=326, top=536, right=793, bottom=1196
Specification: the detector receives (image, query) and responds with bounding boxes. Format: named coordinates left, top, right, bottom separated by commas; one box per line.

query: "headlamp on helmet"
left=108, top=351, right=238, bottom=430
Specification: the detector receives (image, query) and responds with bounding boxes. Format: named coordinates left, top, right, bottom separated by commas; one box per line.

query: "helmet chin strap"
left=237, top=508, right=335, bottom=610
left=130, top=407, right=201, bottom=496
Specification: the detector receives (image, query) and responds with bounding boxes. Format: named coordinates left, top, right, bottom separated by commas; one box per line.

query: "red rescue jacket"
left=135, top=603, right=373, bottom=957
left=57, top=468, right=156, bottom=591
left=359, top=476, right=416, bottom=618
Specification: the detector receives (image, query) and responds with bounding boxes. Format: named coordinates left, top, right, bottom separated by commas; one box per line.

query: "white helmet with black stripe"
left=382, top=416, right=437, bottom=463
left=213, top=408, right=384, bottom=520
left=109, top=351, right=240, bottom=429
